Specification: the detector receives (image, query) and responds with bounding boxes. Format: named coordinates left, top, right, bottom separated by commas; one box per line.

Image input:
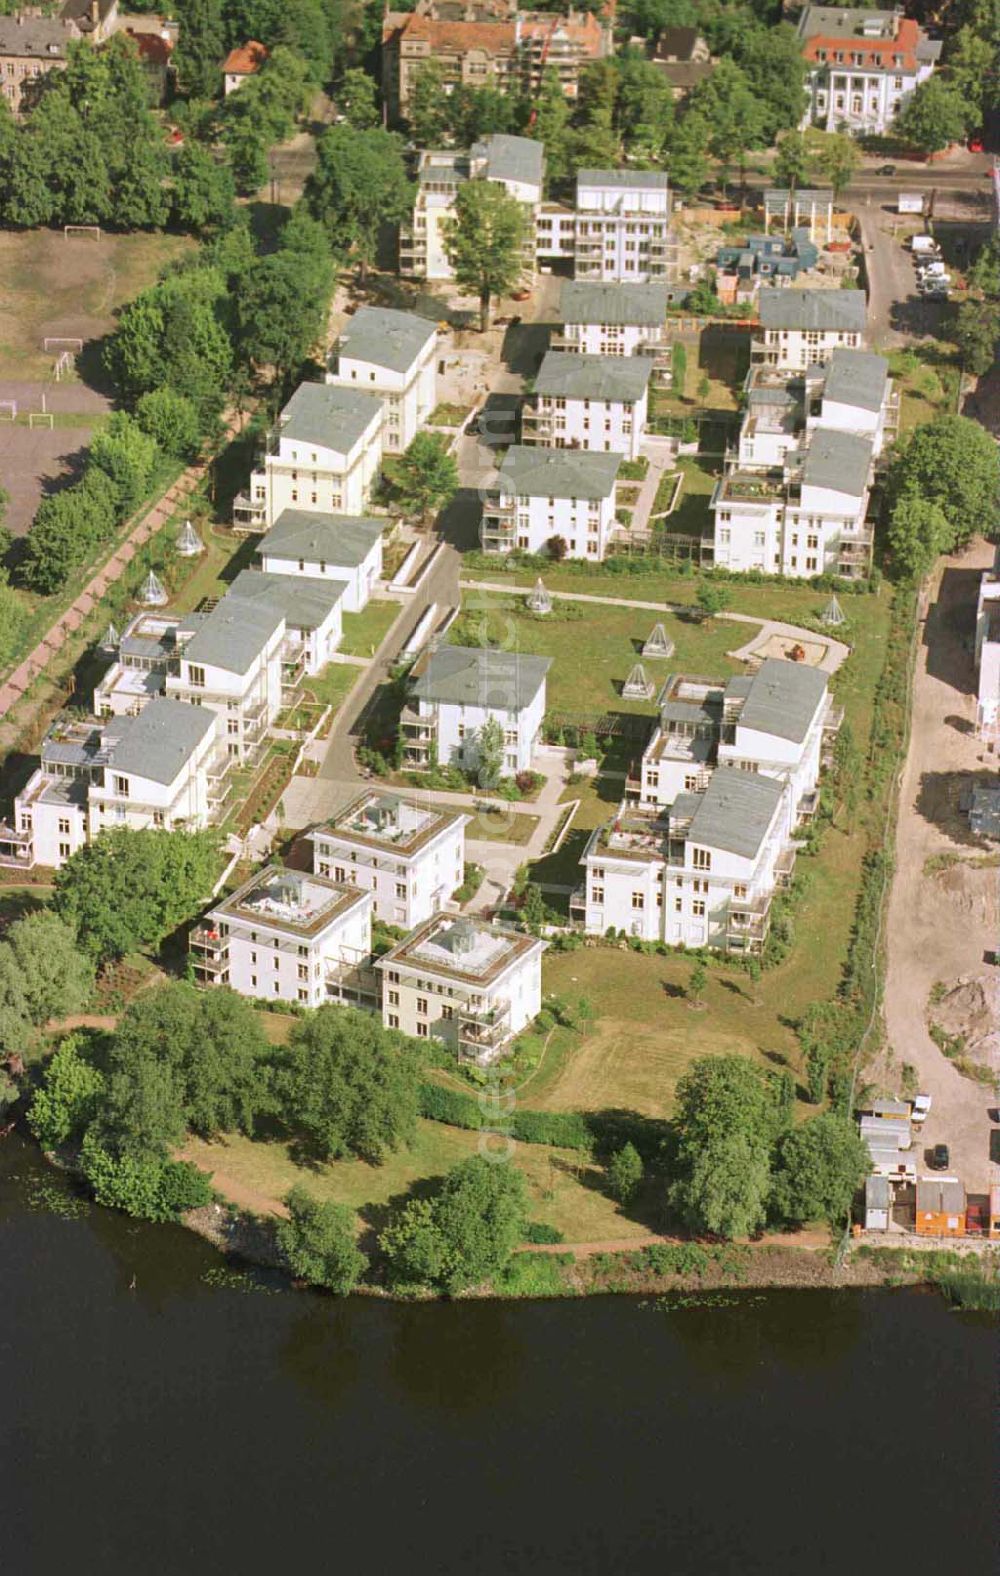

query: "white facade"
left=165, top=599, right=286, bottom=763
left=238, top=383, right=384, bottom=529
left=401, top=646, right=550, bottom=776
left=377, top=914, right=545, bottom=1062
left=797, top=7, right=940, bottom=135
left=573, top=171, right=671, bottom=282
left=975, top=555, right=1000, bottom=741
left=481, top=444, right=620, bottom=560
left=192, top=869, right=375, bottom=1010
left=400, top=135, right=543, bottom=283
left=326, top=307, right=437, bottom=453
left=311, top=792, right=468, bottom=928
left=755, top=289, right=867, bottom=372
left=523, top=350, right=650, bottom=462
left=0, top=700, right=225, bottom=872
left=257, top=511, right=384, bottom=614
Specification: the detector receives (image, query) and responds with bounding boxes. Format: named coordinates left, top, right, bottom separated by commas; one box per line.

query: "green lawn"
left=304, top=662, right=360, bottom=710
left=339, top=599, right=401, bottom=657
left=464, top=807, right=540, bottom=845
left=446, top=596, right=752, bottom=720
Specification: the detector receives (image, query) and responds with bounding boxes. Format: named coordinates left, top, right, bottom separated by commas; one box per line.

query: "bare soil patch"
left=2, top=425, right=94, bottom=534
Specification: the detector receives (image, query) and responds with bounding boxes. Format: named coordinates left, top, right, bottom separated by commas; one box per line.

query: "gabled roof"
left=734, top=658, right=828, bottom=744
left=534, top=350, right=653, bottom=403
left=222, top=40, right=267, bottom=74
left=60, top=0, right=116, bottom=31
left=411, top=645, right=551, bottom=710
left=0, top=16, right=69, bottom=58
left=801, top=427, right=873, bottom=497
left=495, top=444, right=621, bottom=501
left=560, top=280, right=669, bottom=327
left=259, top=510, right=384, bottom=569
left=336, top=307, right=437, bottom=375
left=471, top=133, right=544, bottom=188
left=687, top=766, right=785, bottom=860
left=654, top=25, right=702, bottom=59
left=182, top=598, right=285, bottom=676
left=823, top=347, right=888, bottom=413
left=105, top=698, right=216, bottom=784
left=759, top=288, right=867, bottom=333
left=279, top=383, right=382, bottom=452
left=228, top=569, right=347, bottom=631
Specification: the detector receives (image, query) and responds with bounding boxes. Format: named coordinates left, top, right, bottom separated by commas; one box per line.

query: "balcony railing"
left=325, top=956, right=379, bottom=1003
left=189, top=926, right=229, bottom=978
left=775, top=845, right=797, bottom=888
left=400, top=705, right=437, bottom=740
left=0, top=822, right=34, bottom=868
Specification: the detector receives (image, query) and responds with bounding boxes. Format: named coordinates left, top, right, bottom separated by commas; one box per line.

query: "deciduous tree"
left=771, top=1112, right=869, bottom=1226
left=380, top=1156, right=528, bottom=1291
left=29, top=1035, right=105, bottom=1151
left=277, top=1188, right=367, bottom=1291
left=896, top=76, right=970, bottom=154
left=887, top=489, right=951, bottom=580
left=443, top=178, right=528, bottom=330
left=887, top=414, right=998, bottom=549
left=307, top=124, right=411, bottom=280
left=277, top=1007, right=421, bottom=1163
left=392, top=432, right=458, bottom=526
left=607, top=1141, right=643, bottom=1203
left=668, top=1055, right=777, bottom=1239
left=55, top=828, right=221, bottom=963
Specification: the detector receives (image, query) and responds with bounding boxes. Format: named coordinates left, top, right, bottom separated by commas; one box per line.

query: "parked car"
left=929, top=1143, right=950, bottom=1170
left=911, top=1094, right=932, bottom=1124
left=877, top=163, right=897, bottom=175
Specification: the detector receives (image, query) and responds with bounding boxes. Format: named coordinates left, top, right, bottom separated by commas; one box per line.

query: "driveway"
left=882, top=540, right=998, bottom=1191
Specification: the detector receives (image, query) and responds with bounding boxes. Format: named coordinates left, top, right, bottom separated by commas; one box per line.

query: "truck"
left=911, top=1094, right=932, bottom=1125
left=910, top=234, right=941, bottom=258
left=898, top=192, right=924, bottom=215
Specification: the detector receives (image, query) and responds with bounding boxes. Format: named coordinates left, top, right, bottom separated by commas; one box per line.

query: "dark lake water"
left=1, top=1134, right=996, bottom=1576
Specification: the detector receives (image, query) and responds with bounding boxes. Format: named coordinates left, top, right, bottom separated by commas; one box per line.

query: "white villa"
left=797, top=6, right=941, bottom=136
left=522, top=350, right=651, bottom=461
left=711, top=348, right=895, bottom=577
left=234, top=382, right=384, bottom=529
left=0, top=699, right=225, bottom=872
left=400, top=645, right=551, bottom=776
left=754, top=289, right=867, bottom=372
left=311, top=791, right=468, bottom=929
left=226, top=570, right=346, bottom=678
left=481, top=445, right=621, bottom=560
left=376, top=913, right=545, bottom=1061
left=568, top=170, right=672, bottom=282
left=326, top=306, right=437, bottom=453
left=191, top=867, right=376, bottom=1010
left=399, top=134, right=543, bottom=282
left=257, top=510, right=384, bottom=613
left=165, top=597, right=286, bottom=761
left=974, top=548, right=1000, bottom=742
left=555, top=280, right=670, bottom=375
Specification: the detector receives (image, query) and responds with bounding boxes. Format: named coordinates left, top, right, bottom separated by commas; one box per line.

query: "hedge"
left=418, top=1081, right=670, bottom=1159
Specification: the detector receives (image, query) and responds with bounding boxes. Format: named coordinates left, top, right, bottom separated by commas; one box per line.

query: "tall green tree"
left=887, top=414, right=999, bottom=549
left=173, top=0, right=227, bottom=101
left=235, top=246, right=333, bottom=384
left=668, top=1055, right=777, bottom=1239
left=887, top=489, right=951, bottom=579
left=55, top=828, right=221, bottom=964
left=945, top=24, right=995, bottom=121
left=29, top=1035, right=105, bottom=1151
left=813, top=131, right=859, bottom=199
left=731, top=22, right=808, bottom=142
left=89, top=413, right=159, bottom=522
left=443, top=178, right=528, bottom=330
left=277, top=1007, right=421, bottom=1163
left=105, top=267, right=234, bottom=426
left=773, top=129, right=812, bottom=194
left=306, top=124, right=411, bottom=280
left=277, top=1189, right=367, bottom=1291
left=529, top=67, right=573, bottom=189
left=392, top=432, right=458, bottom=526
left=666, top=110, right=710, bottom=198
left=954, top=298, right=1000, bottom=376
left=688, top=59, right=766, bottom=194
left=380, top=1156, right=528, bottom=1292
left=771, top=1113, right=869, bottom=1226
left=1, top=911, right=93, bottom=1026
left=338, top=66, right=380, bottom=129
left=407, top=61, right=450, bottom=146
left=896, top=76, right=971, bottom=153
left=172, top=143, right=238, bottom=234
left=476, top=715, right=505, bottom=788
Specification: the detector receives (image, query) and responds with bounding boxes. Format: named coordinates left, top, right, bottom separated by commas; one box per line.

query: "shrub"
left=606, top=1141, right=644, bottom=1203
left=524, top=1221, right=565, bottom=1244
left=28, top=1035, right=104, bottom=1151
left=277, top=1187, right=367, bottom=1293
left=80, top=1133, right=212, bottom=1222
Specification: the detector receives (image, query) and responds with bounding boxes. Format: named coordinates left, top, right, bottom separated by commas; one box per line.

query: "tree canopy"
left=306, top=124, right=411, bottom=279
left=443, top=179, right=529, bottom=331
left=277, top=1188, right=368, bottom=1292
left=277, top=1007, right=421, bottom=1163
left=54, top=828, right=221, bottom=963
left=392, top=433, right=459, bottom=527
left=771, top=1113, right=869, bottom=1227
left=668, top=1055, right=779, bottom=1239
left=887, top=415, right=999, bottom=550
left=380, top=1156, right=528, bottom=1291
left=896, top=76, right=971, bottom=154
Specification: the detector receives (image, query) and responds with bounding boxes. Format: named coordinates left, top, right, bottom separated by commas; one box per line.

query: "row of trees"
left=885, top=412, right=998, bottom=581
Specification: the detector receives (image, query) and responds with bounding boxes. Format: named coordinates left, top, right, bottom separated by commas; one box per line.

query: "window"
left=298, top=964, right=308, bottom=981
left=388, top=989, right=399, bottom=1006
left=298, top=989, right=309, bottom=1003
left=806, top=556, right=818, bottom=572
left=692, top=900, right=706, bottom=918
left=674, top=897, right=682, bottom=912
left=335, top=866, right=346, bottom=882
left=417, top=996, right=428, bottom=1016
left=592, top=866, right=604, bottom=879
left=416, top=1022, right=428, bottom=1038
left=387, top=1013, right=399, bottom=1029
left=591, top=885, right=604, bottom=904
left=442, top=1004, right=453, bottom=1021
left=113, top=775, right=129, bottom=798
left=274, top=956, right=280, bottom=971
left=631, top=892, right=644, bottom=910
left=693, top=848, right=711, bottom=870
left=734, top=884, right=748, bottom=900
left=274, top=982, right=280, bottom=995
left=684, top=774, right=698, bottom=791
left=58, top=817, right=70, bottom=835
left=153, top=811, right=164, bottom=827
left=298, top=944, right=308, bottom=957
left=59, top=842, right=71, bottom=861
left=386, top=969, right=399, bottom=983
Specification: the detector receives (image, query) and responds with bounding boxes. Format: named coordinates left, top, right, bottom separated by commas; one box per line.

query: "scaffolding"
left=641, top=621, right=675, bottom=658
left=622, top=663, right=654, bottom=700
left=821, top=594, right=846, bottom=628
left=140, top=570, right=168, bottom=607
left=527, top=577, right=552, bottom=615
left=177, top=519, right=204, bottom=557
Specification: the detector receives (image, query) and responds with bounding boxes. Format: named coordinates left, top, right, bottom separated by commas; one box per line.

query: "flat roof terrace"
left=215, top=869, right=367, bottom=938
left=314, top=792, right=466, bottom=858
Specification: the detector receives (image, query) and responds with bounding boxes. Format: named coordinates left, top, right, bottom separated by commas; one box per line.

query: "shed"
left=915, top=1177, right=966, bottom=1237
left=864, top=1174, right=891, bottom=1231
left=990, top=1183, right=1000, bottom=1240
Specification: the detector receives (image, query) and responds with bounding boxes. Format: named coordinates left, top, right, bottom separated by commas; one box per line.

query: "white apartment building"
left=0, top=699, right=224, bottom=872
left=576, top=765, right=793, bottom=954
left=399, top=134, right=543, bottom=282
left=755, top=288, right=867, bottom=371
left=974, top=549, right=1000, bottom=742
left=311, top=791, right=468, bottom=929
left=191, top=867, right=376, bottom=1010
left=376, top=913, right=545, bottom=1062
left=226, top=569, right=345, bottom=678
left=522, top=350, right=650, bottom=461
left=797, top=6, right=941, bottom=136
left=712, top=425, right=875, bottom=579
left=234, top=382, right=384, bottom=529
left=571, top=170, right=671, bottom=282
left=555, top=280, right=670, bottom=375
left=93, top=610, right=206, bottom=719
left=165, top=597, right=286, bottom=762
left=326, top=306, right=437, bottom=453
left=735, top=351, right=893, bottom=470
left=481, top=445, right=621, bottom=559
left=400, top=645, right=550, bottom=776
left=636, top=661, right=834, bottom=835
left=257, top=509, right=384, bottom=613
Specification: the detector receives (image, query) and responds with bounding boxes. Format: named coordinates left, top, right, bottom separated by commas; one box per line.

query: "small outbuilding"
left=864, top=1174, right=891, bottom=1232
left=915, top=1176, right=966, bottom=1237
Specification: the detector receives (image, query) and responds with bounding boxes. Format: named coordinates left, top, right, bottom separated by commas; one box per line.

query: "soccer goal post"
left=28, top=412, right=54, bottom=428
left=43, top=337, right=83, bottom=352
left=63, top=225, right=101, bottom=241
left=0, top=400, right=16, bottom=422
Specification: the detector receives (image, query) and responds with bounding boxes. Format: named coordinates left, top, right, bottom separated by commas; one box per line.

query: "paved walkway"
left=0, top=414, right=242, bottom=725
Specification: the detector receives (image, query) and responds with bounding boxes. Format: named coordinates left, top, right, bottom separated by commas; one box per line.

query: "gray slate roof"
left=473, top=133, right=544, bottom=188
left=734, top=658, right=828, bottom=744
left=336, top=307, right=436, bottom=375
left=259, top=509, right=384, bottom=569
left=228, top=569, right=347, bottom=631
left=279, top=383, right=382, bottom=451
left=578, top=169, right=669, bottom=191
left=801, top=427, right=873, bottom=497
left=759, top=288, right=866, bottom=333
left=534, top=350, right=653, bottom=403
left=561, top=280, right=669, bottom=327
left=496, top=444, right=621, bottom=501
left=0, top=16, right=69, bottom=56
left=687, top=766, right=785, bottom=860
left=413, top=645, right=551, bottom=711
left=183, top=598, right=285, bottom=676
left=106, top=699, right=216, bottom=784
left=823, top=347, right=888, bottom=413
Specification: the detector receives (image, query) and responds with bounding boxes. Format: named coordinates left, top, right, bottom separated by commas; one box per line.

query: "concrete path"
left=882, top=541, right=998, bottom=1192
left=0, top=413, right=242, bottom=727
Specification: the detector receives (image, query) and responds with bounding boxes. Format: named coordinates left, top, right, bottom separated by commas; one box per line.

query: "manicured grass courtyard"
left=339, top=598, right=401, bottom=657
left=464, top=807, right=540, bottom=845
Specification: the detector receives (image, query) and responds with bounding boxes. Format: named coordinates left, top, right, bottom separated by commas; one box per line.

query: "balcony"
left=797, top=788, right=820, bottom=822
left=458, top=1000, right=511, bottom=1062
left=189, top=925, right=229, bottom=980
left=774, top=845, right=797, bottom=888
left=0, top=822, right=34, bottom=868
left=281, top=645, right=306, bottom=690
left=481, top=518, right=517, bottom=551
left=232, top=491, right=266, bottom=531
left=325, top=955, right=378, bottom=1005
